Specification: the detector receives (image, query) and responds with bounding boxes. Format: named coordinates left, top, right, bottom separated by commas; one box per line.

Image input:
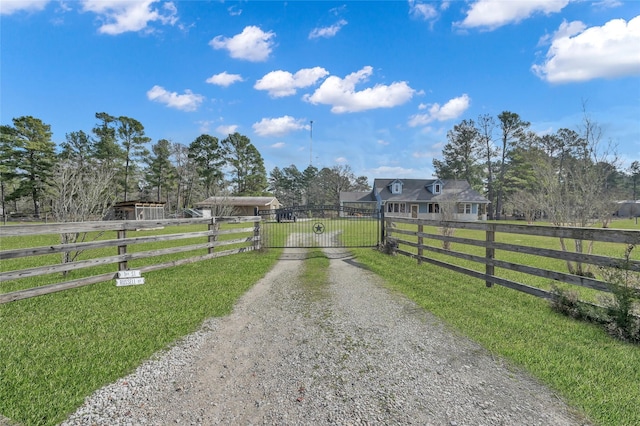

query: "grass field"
left=2, top=218, right=639, bottom=425
left=0, top=237, right=282, bottom=425
left=385, top=218, right=640, bottom=306
left=351, top=243, right=640, bottom=426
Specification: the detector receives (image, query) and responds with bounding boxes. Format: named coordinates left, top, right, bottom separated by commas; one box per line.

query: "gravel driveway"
left=63, top=247, right=592, bottom=425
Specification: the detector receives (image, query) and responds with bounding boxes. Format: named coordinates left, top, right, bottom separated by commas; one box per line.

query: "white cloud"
left=227, top=4, right=242, bottom=16
left=303, top=66, right=415, bottom=113
left=81, top=0, right=178, bottom=35
left=335, top=157, right=348, bottom=164
left=253, top=116, right=309, bottom=137
left=532, top=16, right=640, bottom=83
left=209, top=25, right=275, bottom=62
left=146, top=85, right=204, bottom=111
left=408, top=0, right=438, bottom=21
left=254, top=67, right=329, bottom=98
left=197, top=120, right=212, bottom=133
left=408, top=94, right=471, bottom=127
left=271, top=142, right=286, bottom=149
left=216, top=124, right=239, bottom=136
left=309, top=19, right=347, bottom=39
left=206, top=72, right=244, bottom=87
left=593, top=0, right=623, bottom=9
left=368, top=165, right=417, bottom=177
left=456, top=0, right=570, bottom=30
left=378, top=139, right=390, bottom=146
left=412, top=151, right=433, bottom=158
left=1, top=0, right=50, bottom=15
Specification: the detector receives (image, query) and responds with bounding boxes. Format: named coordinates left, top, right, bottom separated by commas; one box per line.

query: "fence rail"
left=385, top=217, right=640, bottom=303
left=0, top=217, right=261, bottom=304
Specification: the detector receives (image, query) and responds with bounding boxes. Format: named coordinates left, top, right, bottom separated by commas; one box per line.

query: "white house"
left=340, top=178, right=490, bottom=221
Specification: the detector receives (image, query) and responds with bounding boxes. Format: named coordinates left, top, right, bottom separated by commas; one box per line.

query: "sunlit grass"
left=385, top=218, right=640, bottom=304
left=1, top=222, right=258, bottom=294
left=0, top=249, right=281, bottom=426
left=351, top=246, right=640, bottom=426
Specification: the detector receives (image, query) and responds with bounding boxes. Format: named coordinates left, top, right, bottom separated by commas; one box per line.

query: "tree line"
left=0, top=113, right=370, bottom=221
left=432, top=108, right=637, bottom=227
left=3, top=107, right=633, bottom=224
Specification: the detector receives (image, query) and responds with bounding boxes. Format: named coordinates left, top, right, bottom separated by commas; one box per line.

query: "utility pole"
left=309, top=120, right=313, bottom=166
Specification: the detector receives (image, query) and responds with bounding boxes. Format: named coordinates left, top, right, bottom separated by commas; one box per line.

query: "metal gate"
left=258, top=205, right=382, bottom=248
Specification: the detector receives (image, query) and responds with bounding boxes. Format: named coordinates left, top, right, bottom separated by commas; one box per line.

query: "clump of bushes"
left=551, top=244, right=640, bottom=344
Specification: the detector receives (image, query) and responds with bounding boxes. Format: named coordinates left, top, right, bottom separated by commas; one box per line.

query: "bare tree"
left=505, top=190, right=539, bottom=223
left=477, top=114, right=498, bottom=219
left=49, top=161, right=117, bottom=268
left=437, top=193, right=459, bottom=250
left=538, top=108, right=619, bottom=276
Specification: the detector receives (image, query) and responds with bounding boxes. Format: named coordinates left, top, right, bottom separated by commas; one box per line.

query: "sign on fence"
left=115, top=270, right=145, bottom=286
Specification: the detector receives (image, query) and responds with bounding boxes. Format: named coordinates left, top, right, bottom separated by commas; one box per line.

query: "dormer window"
left=389, top=180, right=403, bottom=194
left=427, top=180, right=443, bottom=194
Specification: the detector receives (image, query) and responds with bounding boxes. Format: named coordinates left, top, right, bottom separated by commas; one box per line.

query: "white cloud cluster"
left=252, top=116, right=309, bottom=137
left=408, top=94, right=471, bottom=127
left=303, top=66, right=415, bottom=113
left=81, top=0, right=178, bottom=35
left=408, top=0, right=438, bottom=21
left=206, top=72, right=244, bottom=87
left=309, top=19, right=348, bottom=39
left=533, top=16, right=640, bottom=83
left=368, top=165, right=417, bottom=178
left=456, top=0, right=570, bottom=30
left=146, top=85, right=204, bottom=111
left=254, top=67, right=329, bottom=98
left=1, top=0, right=50, bottom=15
left=216, top=124, right=239, bottom=136
left=210, top=25, right=275, bottom=62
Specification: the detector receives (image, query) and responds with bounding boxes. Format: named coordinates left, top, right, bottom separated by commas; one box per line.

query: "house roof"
left=339, top=191, right=376, bottom=203
left=374, top=178, right=489, bottom=203
left=195, top=196, right=280, bottom=207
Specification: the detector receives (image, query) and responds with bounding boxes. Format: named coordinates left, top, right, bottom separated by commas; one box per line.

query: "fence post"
left=380, top=209, right=386, bottom=246
left=417, top=223, right=423, bottom=264
left=208, top=217, right=218, bottom=254
left=254, top=218, right=261, bottom=251
left=485, top=223, right=495, bottom=287
left=117, top=229, right=127, bottom=271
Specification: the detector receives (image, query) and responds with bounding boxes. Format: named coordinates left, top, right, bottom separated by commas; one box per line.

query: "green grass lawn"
left=351, top=246, right=640, bottom=426
left=3, top=218, right=640, bottom=425
left=386, top=218, right=640, bottom=306
left=0, top=249, right=281, bottom=426
left=1, top=222, right=258, bottom=294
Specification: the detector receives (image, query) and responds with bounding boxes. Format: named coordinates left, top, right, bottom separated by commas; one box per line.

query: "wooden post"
left=485, top=224, right=495, bottom=287
left=208, top=217, right=218, bottom=254
left=417, top=223, right=423, bottom=264
left=117, top=229, right=127, bottom=271
left=380, top=209, right=386, bottom=246
left=254, top=219, right=261, bottom=251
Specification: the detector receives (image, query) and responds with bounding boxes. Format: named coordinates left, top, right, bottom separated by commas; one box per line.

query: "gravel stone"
left=62, top=246, right=593, bottom=425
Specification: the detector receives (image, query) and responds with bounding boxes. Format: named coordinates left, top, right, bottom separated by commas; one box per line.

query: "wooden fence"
left=385, top=217, right=640, bottom=303
left=0, top=217, right=261, bottom=304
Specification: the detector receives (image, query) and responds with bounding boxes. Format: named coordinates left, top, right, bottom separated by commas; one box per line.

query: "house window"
left=387, top=202, right=406, bottom=213
left=428, top=203, right=440, bottom=213
left=434, top=183, right=441, bottom=194
left=392, top=183, right=401, bottom=194
left=457, top=203, right=472, bottom=214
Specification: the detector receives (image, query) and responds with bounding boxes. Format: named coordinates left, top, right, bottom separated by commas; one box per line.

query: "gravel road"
left=62, top=247, right=592, bottom=425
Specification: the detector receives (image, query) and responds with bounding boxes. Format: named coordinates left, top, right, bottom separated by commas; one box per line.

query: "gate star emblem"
left=313, top=222, right=325, bottom=234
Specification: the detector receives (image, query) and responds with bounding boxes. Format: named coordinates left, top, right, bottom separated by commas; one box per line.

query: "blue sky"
left=2, top=0, right=639, bottom=181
